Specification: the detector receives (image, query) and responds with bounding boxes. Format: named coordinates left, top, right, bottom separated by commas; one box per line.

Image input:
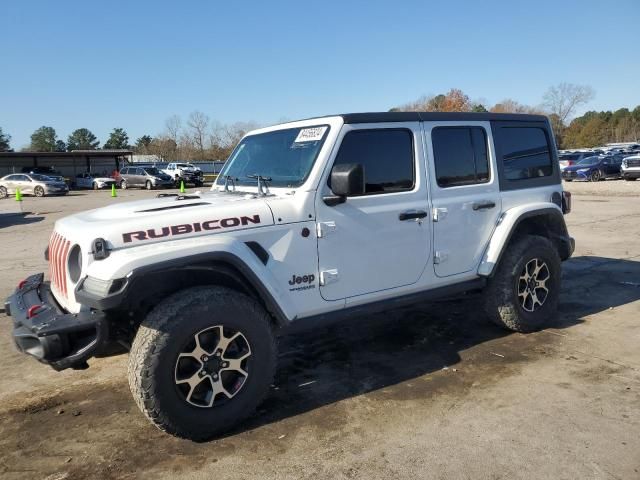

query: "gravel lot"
left=0, top=182, right=639, bottom=480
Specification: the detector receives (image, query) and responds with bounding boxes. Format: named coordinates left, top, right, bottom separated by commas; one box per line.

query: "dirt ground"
left=0, top=182, right=639, bottom=480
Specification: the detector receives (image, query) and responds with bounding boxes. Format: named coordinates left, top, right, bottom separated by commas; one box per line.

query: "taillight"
left=562, top=191, right=572, bottom=214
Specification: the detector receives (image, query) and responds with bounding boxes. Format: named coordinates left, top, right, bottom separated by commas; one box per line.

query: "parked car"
left=621, top=155, right=640, bottom=181
left=21, top=166, right=66, bottom=183
left=558, top=151, right=600, bottom=170
left=74, top=172, right=117, bottom=190
left=119, top=166, right=173, bottom=190
left=0, top=173, right=69, bottom=198
left=561, top=155, right=622, bottom=181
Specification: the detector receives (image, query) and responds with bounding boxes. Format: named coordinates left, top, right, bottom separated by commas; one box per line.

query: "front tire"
left=120, top=180, right=127, bottom=190
left=128, top=286, right=277, bottom=441
left=484, top=235, right=561, bottom=333
left=145, top=180, right=152, bottom=190
left=590, top=170, right=602, bottom=182
left=0, top=186, right=7, bottom=198
left=93, top=182, right=99, bottom=190
left=34, top=186, right=45, bottom=197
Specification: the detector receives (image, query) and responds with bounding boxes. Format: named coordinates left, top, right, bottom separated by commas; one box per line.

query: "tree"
left=30, top=126, right=58, bottom=151
left=472, top=104, right=488, bottom=113
left=67, top=128, right=99, bottom=150
left=103, top=128, right=130, bottom=149
left=0, top=127, right=11, bottom=151
left=135, top=135, right=153, bottom=152
left=147, top=137, right=178, bottom=160
left=55, top=140, right=67, bottom=152
left=165, top=115, right=182, bottom=144
left=187, top=111, right=209, bottom=159
left=543, top=83, right=595, bottom=132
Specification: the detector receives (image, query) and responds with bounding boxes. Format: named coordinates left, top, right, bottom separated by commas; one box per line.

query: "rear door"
left=424, top=122, right=502, bottom=277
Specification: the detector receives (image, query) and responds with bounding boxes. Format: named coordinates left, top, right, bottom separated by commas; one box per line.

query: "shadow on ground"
left=0, top=213, right=44, bottom=228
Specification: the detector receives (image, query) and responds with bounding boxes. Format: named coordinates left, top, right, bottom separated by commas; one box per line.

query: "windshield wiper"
left=222, top=175, right=238, bottom=192
left=247, top=174, right=272, bottom=196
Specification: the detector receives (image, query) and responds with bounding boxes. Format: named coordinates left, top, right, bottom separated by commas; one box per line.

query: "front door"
left=316, top=123, right=430, bottom=301
left=424, top=122, right=502, bottom=277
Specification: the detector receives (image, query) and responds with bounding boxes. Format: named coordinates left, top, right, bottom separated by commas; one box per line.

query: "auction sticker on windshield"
left=294, top=126, right=328, bottom=143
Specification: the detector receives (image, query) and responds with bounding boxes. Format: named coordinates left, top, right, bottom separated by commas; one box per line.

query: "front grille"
left=626, top=158, right=640, bottom=167
left=49, top=232, right=71, bottom=299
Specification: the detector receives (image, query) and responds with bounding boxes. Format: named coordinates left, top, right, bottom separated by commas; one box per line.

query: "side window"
left=432, top=127, right=489, bottom=187
left=331, top=129, right=414, bottom=195
left=501, top=127, right=553, bottom=180
left=121, top=168, right=128, bottom=174
left=5, top=175, right=18, bottom=181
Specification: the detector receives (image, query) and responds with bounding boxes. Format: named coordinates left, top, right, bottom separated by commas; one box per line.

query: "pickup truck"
left=161, top=162, right=204, bottom=186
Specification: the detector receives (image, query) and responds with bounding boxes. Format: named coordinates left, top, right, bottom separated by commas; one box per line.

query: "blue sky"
left=2, top=0, right=639, bottom=149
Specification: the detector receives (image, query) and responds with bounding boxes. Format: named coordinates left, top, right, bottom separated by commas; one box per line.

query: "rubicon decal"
left=122, top=215, right=261, bottom=243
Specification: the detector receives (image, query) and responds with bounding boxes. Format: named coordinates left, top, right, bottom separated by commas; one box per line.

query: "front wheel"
left=93, top=182, right=99, bottom=190
left=484, top=235, right=561, bottom=333
left=128, top=286, right=277, bottom=440
left=0, top=186, right=7, bottom=198
left=120, top=180, right=127, bottom=190
left=590, top=170, right=602, bottom=182
left=145, top=180, right=152, bottom=190
left=34, top=186, right=45, bottom=197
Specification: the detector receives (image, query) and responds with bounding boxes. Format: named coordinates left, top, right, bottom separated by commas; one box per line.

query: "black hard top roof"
left=336, top=112, right=548, bottom=124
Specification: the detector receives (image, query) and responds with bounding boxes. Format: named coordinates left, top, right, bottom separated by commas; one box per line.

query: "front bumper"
left=622, top=169, right=640, bottom=179
left=5, top=273, right=107, bottom=371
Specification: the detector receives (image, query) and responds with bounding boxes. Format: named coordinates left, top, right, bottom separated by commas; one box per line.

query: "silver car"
left=0, top=173, right=69, bottom=198
left=119, top=166, right=173, bottom=190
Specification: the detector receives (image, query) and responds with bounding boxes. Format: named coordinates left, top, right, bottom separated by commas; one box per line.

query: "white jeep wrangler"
left=6, top=112, right=574, bottom=440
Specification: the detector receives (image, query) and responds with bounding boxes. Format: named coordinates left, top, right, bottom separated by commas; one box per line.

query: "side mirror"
left=323, top=163, right=365, bottom=206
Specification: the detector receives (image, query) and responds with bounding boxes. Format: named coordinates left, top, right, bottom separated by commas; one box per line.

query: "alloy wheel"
left=174, top=325, right=252, bottom=408
left=517, top=258, right=550, bottom=312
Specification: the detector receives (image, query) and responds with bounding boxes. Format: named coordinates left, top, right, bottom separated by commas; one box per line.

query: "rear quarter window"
left=501, top=127, right=553, bottom=180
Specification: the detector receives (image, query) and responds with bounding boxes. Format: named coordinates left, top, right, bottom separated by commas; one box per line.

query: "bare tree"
left=187, top=111, right=210, bottom=159
left=165, top=115, right=182, bottom=144
left=543, top=83, right=595, bottom=127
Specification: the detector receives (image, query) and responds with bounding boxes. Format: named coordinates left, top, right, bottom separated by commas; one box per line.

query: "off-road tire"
left=484, top=235, right=561, bottom=333
left=34, top=186, right=45, bottom=197
left=128, top=286, right=277, bottom=441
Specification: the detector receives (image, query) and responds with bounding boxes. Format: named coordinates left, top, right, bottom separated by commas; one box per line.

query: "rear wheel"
left=92, top=182, right=99, bottom=190
left=128, top=286, right=277, bottom=440
left=0, top=186, right=7, bottom=198
left=34, top=186, right=45, bottom=197
left=484, top=235, right=561, bottom=333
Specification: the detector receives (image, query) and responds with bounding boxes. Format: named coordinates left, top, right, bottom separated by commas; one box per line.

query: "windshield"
left=216, top=125, right=330, bottom=188
left=577, top=156, right=600, bottom=166
left=177, top=163, right=194, bottom=169
left=144, top=167, right=160, bottom=175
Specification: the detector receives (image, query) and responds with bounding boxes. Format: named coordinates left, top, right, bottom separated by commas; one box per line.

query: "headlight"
left=67, top=245, right=83, bottom=283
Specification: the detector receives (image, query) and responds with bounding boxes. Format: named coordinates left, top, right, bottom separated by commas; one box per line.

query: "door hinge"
left=434, top=251, right=449, bottom=264
left=319, top=269, right=339, bottom=286
left=432, top=207, right=448, bottom=222
left=316, top=221, right=337, bottom=238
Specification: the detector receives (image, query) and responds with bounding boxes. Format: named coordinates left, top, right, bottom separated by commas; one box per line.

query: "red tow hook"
left=18, top=279, right=27, bottom=290
left=27, top=305, right=43, bottom=319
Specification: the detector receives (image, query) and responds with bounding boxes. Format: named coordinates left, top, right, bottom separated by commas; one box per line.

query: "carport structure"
left=0, top=150, right=133, bottom=180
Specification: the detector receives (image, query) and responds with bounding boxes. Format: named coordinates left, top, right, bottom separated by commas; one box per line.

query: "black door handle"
left=399, top=210, right=428, bottom=221
left=472, top=201, right=496, bottom=211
